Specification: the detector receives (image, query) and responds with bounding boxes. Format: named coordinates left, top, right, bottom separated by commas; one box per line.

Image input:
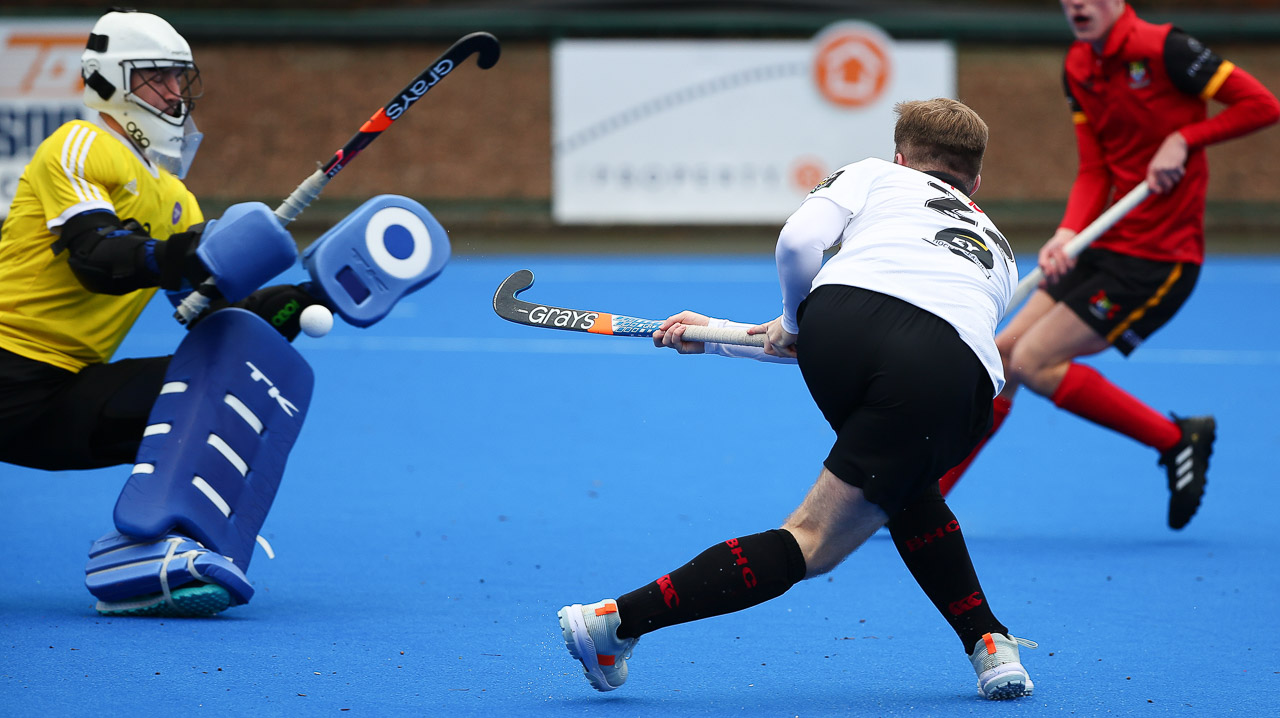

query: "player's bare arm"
left=1039, top=227, right=1079, bottom=283
left=1146, top=131, right=1189, bottom=194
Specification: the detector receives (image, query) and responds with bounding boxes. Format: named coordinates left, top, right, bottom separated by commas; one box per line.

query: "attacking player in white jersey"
left=556, top=99, right=1037, bottom=702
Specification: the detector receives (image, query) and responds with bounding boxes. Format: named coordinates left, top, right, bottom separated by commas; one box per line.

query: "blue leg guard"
left=302, top=195, right=450, bottom=327
left=85, top=308, right=313, bottom=615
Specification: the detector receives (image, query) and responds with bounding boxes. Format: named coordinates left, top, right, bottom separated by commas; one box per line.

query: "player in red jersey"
left=938, top=0, right=1280, bottom=530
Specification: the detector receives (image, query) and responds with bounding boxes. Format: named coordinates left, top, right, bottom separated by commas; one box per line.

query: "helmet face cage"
left=121, top=59, right=202, bottom=125
left=80, top=11, right=205, bottom=177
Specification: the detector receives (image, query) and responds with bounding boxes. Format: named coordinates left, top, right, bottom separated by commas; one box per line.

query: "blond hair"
left=893, top=98, right=988, bottom=191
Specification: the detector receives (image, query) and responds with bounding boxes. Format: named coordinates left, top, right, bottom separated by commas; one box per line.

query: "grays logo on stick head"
left=82, top=9, right=204, bottom=177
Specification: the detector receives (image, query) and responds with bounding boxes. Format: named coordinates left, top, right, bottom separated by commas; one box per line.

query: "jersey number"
left=924, top=181, right=1013, bottom=264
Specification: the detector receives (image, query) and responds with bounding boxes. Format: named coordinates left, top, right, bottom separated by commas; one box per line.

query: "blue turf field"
left=2, top=255, right=1278, bottom=716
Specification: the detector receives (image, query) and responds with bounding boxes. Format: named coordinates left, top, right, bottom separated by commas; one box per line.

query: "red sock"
left=1050, top=363, right=1181, bottom=451
left=939, top=396, right=1011, bottom=497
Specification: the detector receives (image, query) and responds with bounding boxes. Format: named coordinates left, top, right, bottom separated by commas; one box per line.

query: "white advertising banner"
left=553, top=23, right=955, bottom=224
left=0, top=19, right=94, bottom=219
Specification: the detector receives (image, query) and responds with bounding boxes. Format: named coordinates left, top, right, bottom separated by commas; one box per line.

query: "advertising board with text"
left=553, top=22, right=955, bottom=224
left=0, top=19, right=95, bottom=219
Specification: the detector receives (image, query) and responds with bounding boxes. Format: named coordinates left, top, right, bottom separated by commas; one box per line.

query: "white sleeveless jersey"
left=781, top=157, right=1018, bottom=394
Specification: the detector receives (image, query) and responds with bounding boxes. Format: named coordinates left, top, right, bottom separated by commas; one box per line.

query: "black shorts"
left=1045, top=247, right=1200, bottom=356
left=0, top=348, right=169, bottom=470
left=796, top=285, right=994, bottom=515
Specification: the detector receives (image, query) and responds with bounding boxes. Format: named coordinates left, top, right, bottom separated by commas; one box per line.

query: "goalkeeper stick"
left=1007, top=182, right=1151, bottom=311
left=493, top=269, right=767, bottom=347
left=175, top=32, right=501, bottom=324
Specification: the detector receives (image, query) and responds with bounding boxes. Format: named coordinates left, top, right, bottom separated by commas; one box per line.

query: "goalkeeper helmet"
left=81, top=9, right=204, bottom=178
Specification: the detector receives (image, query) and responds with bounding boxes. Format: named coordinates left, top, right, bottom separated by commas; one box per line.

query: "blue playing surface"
left=2, top=255, right=1277, bottom=716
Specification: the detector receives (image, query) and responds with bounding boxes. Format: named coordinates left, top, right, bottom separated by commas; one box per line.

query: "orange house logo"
left=812, top=21, right=894, bottom=109
left=791, top=156, right=828, bottom=193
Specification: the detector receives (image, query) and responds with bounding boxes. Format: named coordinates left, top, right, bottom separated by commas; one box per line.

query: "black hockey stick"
left=175, top=32, right=501, bottom=324
left=273, top=31, right=501, bottom=223
left=493, top=269, right=766, bottom=347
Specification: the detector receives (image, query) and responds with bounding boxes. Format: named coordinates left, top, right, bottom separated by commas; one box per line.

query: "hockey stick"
left=1007, top=182, right=1151, bottom=311
left=493, top=269, right=767, bottom=347
left=175, top=32, right=501, bottom=325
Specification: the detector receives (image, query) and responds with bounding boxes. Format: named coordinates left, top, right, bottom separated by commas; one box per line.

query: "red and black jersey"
left=1061, top=4, right=1279, bottom=264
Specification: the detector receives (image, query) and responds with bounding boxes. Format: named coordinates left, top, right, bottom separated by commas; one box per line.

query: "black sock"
left=887, top=487, right=1007, bottom=651
left=615, top=528, right=807, bottom=640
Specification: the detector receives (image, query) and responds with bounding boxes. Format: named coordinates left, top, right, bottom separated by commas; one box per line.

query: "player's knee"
left=1004, top=342, right=1042, bottom=386
left=1007, top=355, right=1061, bottom=397
left=995, top=334, right=1018, bottom=371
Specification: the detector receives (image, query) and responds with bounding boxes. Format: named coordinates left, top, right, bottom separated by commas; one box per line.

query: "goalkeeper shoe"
left=93, top=583, right=232, bottom=618
left=85, top=530, right=254, bottom=617
left=1159, top=415, right=1216, bottom=530
left=969, top=632, right=1037, bottom=700
left=557, top=599, right=638, bottom=691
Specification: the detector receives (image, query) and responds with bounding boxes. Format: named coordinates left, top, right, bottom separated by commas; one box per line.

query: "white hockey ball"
left=300, top=304, right=334, bottom=338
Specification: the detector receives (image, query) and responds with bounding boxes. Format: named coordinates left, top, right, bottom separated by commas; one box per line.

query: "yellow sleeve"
left=25, top=121, right=121, bottom=229
left=185, top=189, right=204, bottom=228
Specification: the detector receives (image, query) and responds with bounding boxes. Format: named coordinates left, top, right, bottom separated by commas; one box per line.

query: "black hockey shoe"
left=1158, top=415, right=1216, bottom=530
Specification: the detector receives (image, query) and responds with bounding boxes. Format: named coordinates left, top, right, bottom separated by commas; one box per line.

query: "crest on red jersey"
left=1128, top=60, right=1151, bottom=89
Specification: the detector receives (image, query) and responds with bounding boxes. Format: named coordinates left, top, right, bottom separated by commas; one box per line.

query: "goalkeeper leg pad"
left=111, top=308, right=313, bottom=570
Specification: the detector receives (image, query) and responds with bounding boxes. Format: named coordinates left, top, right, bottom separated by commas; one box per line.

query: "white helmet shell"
left=81, top=10, right=203, bottom=177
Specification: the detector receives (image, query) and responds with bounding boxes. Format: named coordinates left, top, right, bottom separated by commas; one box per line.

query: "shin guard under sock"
left=939, top=395, right=1011, bottom=497
left=615, top=528, right=806, bottom=640
left=1051, top=363, right=1181, bottom=451
left=887, top=490, right=1006, bottom=650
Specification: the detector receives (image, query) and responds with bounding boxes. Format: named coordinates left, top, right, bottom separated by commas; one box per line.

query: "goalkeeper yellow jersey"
left=0, top=118, right=203, bottom=372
